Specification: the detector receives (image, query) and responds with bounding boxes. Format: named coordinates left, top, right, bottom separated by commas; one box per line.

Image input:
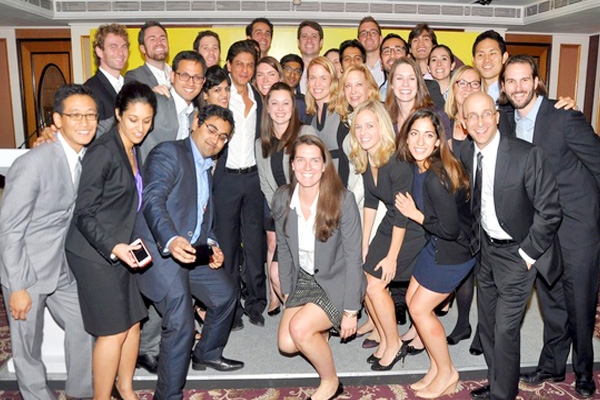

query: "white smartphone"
left=130, top=238, right=152, bottom=268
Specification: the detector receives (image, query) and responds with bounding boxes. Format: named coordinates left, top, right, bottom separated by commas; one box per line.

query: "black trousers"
left=477, top=239, right=536, bottom=400
left=534, top=242, right=600, bottom=377
left=213, top=170, right=266, bottom=321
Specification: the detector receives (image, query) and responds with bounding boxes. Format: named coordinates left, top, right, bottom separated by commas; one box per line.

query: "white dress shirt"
left=147, top=62, right=172, bottom=87
left=57, top=132, right=86, bottom=184
left=368, top=58, right=385, bottom=87
left=171, top=87, right=194, bottom=140
left=227, top=82, right=257, bottom=169
left=474, top=131, right=536, bottom=264
left=289, top=185, right=319, bottom=276
left=99, top=67, right=124, bottom=94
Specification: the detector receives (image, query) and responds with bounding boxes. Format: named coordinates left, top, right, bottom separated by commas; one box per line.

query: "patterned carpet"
left=0, top=292, right=598, bottom=399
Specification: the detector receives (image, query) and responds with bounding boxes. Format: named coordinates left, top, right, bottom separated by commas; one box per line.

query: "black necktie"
left=470, top=152, right=483, bottom=255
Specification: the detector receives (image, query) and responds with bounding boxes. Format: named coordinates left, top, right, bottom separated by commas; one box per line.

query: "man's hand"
left=168, top=236, right=196, bottom=264
left=32, top=126, right=58, bottom=147
left=208, top=245, right=224, bottom=269
left=152, top=84, right=171, bottom=98
left=556, top=96, right=578, bottom=111
left=9, top=289, right=32, bottom=320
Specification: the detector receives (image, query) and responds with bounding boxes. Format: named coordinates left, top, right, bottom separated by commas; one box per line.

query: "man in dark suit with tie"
left=85, top=23, right=129, bottom=133
left=461, top=92, right=562, bottom=400
left=133, top=105, right=243, bottom=400
left=498, top=54, right=600, bottom=398
left=0, top=84, right=96, bottom=399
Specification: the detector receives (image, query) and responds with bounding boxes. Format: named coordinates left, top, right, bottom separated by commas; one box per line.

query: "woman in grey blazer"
left=256, top=82, right=316, bottom=316
left=273, top=135, right=365, bottom=400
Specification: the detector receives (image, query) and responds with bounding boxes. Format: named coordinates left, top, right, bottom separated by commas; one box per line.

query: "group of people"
left=0, top=14, right=599, bottom=400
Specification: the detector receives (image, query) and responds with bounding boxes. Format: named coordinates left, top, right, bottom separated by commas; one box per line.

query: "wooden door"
left=18, top=31, right=72, bottom=148
left=505, top=34, right=552, bottom=89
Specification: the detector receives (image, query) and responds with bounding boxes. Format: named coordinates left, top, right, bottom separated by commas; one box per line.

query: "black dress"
left=363, top=157, right=426, bottom=282
left=411, top=168, right=476, bottom=293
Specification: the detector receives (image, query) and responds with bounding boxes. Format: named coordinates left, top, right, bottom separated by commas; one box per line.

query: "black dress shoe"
left=245, top=310, right=265, bottom=327
left=267, top=306, right=281, bottom=316
left=366, top=353, right=380, bottom=364
left=470, top=384, right=490, bottom=399
left=191, top=356, right=244, bottom=372
left=469, top=346, right=483, bottom=356
left=371, top=346, right=407, bottom=371
left=519, top=369, right=565, bottom=385
left=231, top=319, right=244, bottom=331
left=447, top=325, right=472, bottom=345
left=136, top=353, right=159, bottom=374
left=575, top=374, right=596, bottom=398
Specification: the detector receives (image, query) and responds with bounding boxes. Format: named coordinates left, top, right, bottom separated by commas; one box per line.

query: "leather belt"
left=225, top=165, right=257, bottom=174
left=484, top=232, right=517, bottom=246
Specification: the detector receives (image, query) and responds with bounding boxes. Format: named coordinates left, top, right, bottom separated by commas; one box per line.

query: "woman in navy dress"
left=395, top=109, right=474, bottom=398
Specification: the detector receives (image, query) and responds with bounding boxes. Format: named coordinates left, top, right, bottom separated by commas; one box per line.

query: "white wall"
left=0, top=28, right=24, bottom=147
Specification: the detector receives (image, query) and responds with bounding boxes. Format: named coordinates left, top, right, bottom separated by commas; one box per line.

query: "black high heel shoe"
left=447, top=325, right=472, bottom=345
left=307, top=382, right=344, bottom=400
left=371, top=345, right=408, bottom=371
left=402, top=338, right=425, bottom=355
left=366, top=353, right=380, bottom=364
left=434, top=294, right=454, bottom=317
left=267, top=306, right=281, bottom=316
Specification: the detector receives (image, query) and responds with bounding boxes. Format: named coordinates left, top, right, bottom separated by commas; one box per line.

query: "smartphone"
left=130, top=238, right=152, bottom=267
left=193, top=244, right=214, bottom=266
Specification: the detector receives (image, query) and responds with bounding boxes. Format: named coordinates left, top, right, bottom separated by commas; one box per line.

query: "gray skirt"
left=286, top=268, right=343, bottom=329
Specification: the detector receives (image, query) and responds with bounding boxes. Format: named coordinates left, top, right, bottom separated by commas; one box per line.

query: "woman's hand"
left=339, top=314, right=358, bottom=340
left=395, top=192, right=424, bottom=224
left=112, top=243, right=141, bottom=268
left=374, top=255, right=397, bottom=284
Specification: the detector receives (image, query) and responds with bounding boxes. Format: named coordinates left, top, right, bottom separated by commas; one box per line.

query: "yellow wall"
left=91, top=26, right=478, bottom=72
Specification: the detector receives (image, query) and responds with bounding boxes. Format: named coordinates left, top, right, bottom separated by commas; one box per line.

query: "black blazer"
left=65, top=126, right=141, bottom=264
left=459, top=133, right=563, bottom=284
left=420, top=169, right=472, bottom=264
left=499, top=97, right=600, bottom=250
left=84, top=71, right=118, bottom=121
left=213, top=85, right=263, bottom=185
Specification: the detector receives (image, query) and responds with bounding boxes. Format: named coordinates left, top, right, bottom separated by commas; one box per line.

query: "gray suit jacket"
left=139, top=93, right=193, bottom=164
left=125, top=63, right=159, bottom=87
left=0, top=139, right=76, bottom=293
left=255, top=125, right=316, bottom=206
left=272, top=188, right=366, bottom=313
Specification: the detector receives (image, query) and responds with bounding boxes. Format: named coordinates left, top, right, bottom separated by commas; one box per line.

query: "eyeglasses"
left=456, top=79, right=481, bottom=89
left=283, top=66, right=302, bottom=75
left=204, top=122, right=229, bottom=143
left=359, top=30, right=379, bottom=39
left=176, top=72, right=205, bottom=85
left=466, top=110, right=496, bottom=122
left=61, top=112, right=98, bottom=122
left=381, top=47, right=406, bottom=57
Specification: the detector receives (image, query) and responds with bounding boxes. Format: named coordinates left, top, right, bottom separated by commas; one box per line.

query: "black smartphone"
left=193, top=244, right=214, bottom=265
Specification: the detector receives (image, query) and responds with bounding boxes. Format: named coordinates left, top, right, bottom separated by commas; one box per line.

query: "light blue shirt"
left=379, top=80, right=388, bottom=102
left=487, top=81, right=500, bottom=105
left=190, top=137, right=214, bottom=244
left=514, top=95, right=544, bottom=144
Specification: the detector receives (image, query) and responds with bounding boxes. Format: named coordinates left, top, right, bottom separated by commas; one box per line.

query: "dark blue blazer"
left=133, top=138, right=215, bottom=302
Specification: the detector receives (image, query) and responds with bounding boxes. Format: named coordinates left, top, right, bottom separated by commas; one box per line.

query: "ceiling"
left=0, top=0, right=599, bottom=35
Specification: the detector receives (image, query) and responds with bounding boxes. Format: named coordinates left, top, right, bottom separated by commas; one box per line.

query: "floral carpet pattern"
left=0, top=292, right=598, bottom=399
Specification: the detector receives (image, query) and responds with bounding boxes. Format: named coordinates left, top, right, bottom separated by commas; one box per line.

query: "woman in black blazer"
left=395, top=109, right=475, bottom=399
left=65, top=82, right=156, bottom=400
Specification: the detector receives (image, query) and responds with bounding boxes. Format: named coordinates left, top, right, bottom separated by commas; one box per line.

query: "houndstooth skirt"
left=286, top=268, right=343, bottom=329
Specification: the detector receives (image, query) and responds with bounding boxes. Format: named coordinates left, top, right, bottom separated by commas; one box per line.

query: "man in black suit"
left=133, top=105, right=243, bottom=400
left=85, top=23, right=129, bottom=133
left=125, top=21, right=171, bottom=96
left=498, top=54, right=600, bottom=398
left=461, top=92, right=562, bottom=400
left=213, top=40, right=266, bottom=330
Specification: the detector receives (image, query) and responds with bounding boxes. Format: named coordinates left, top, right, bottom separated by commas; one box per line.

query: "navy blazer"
left=133, top=138, right=215, bottom=302
left=459, top=133, right=563, bottom=284
left=419, top=169, right=472, bottom=264
left=499, top=98, right=600, bottom=250
left=84, top=71, right=118, bottom=121
left=65, top=127, right=141, bottom=264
